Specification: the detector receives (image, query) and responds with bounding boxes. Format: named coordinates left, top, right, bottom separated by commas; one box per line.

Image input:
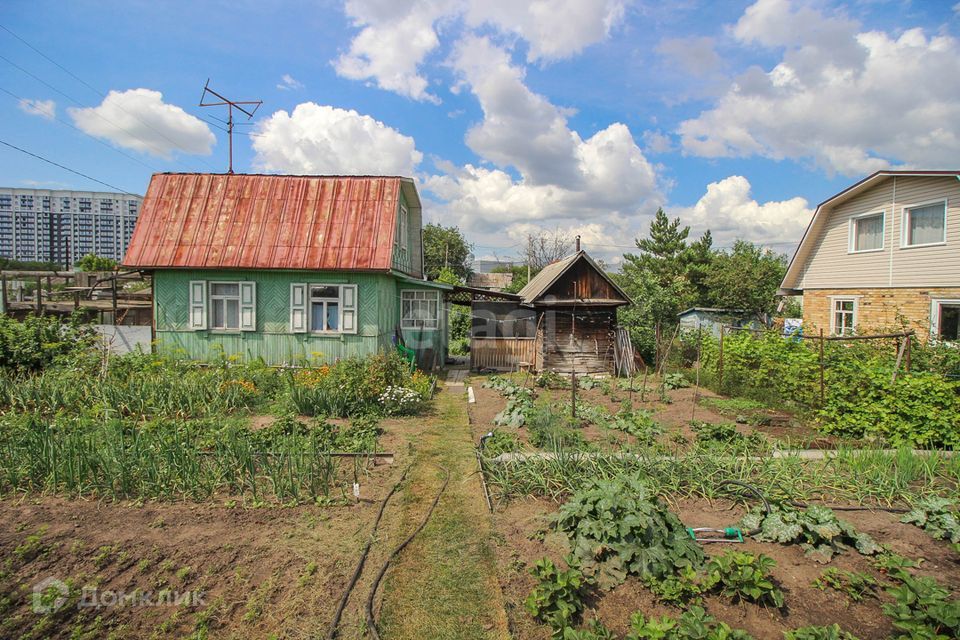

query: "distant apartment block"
left=0, top=188, right=143, bottom=266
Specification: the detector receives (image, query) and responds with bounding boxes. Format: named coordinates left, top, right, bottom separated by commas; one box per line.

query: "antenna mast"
left=199, top=79, right=262, bottom=174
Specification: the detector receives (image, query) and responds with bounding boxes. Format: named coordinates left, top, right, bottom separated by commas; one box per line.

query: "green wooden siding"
left=154, top=269, right=447, bottom=367
left=155, top=270, right=390, bottom=365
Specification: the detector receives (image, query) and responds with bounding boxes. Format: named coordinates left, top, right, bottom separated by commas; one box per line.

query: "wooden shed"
left=466, top=250, right=632, bottom=374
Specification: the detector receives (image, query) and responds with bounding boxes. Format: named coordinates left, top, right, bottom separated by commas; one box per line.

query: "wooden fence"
left=470, top=337, right=538, bottom=371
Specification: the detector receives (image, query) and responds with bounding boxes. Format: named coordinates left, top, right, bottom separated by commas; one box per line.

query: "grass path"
left=375, top=381, right=510, bottom=640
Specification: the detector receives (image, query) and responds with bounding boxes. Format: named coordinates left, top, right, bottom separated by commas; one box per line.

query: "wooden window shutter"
left=290, top=283, right=307, bottom=333
left=341, top=284, right=358, bottom=334
left=189, top=281, right=207, bottom=330
left=240, top=282, right=256, bottom=331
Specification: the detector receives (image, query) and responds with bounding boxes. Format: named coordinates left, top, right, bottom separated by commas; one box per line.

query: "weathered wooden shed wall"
left=539, top=308, right=617, bottom=373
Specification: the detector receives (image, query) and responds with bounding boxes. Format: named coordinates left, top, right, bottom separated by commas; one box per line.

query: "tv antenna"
left=199, top=79, right=262, bottom=174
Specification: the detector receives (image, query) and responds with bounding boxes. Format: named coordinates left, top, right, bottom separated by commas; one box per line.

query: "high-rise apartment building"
left=0, top=188, right=143, bottom=267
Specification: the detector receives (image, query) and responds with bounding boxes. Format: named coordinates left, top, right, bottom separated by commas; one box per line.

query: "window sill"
left=847, top=248, right=884, bottom=254
left=899, top=241, right=946, bottom=250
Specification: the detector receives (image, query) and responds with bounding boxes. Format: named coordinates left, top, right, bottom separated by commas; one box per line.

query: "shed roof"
left=123, top=173, right=418, bottom=271
left=517, top=250, right=630, bottom=305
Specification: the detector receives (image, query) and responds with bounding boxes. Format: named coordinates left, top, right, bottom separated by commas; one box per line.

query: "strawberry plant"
left=901, top=496, right=960, bottom=544
left=627, top=606, right=754, bottom=640
left=882, top=571, right=960, bottom=639
left=561, top=620, right=617, bottom=640
left=784, top=624, right=860, bottom=640
left=740, top=504, right=881, bottom=561
left=704, top=551, right=784, bottom=608
left=525, top=557, right=591, bottom=637
left=555, top=475, right=703, bottom=589
left=813, top=568, right=878, bottom=603
left=645, top=566, right=704, bottom=606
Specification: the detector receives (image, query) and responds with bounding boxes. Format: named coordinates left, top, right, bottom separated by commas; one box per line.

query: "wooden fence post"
left=818, top=328, right=825, bottom=408
left=717, top=325, right=724, bottom=391
left=570, top=367, right=577, bottom=419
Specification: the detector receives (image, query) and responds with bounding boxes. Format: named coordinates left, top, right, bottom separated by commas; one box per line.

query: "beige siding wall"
left=803, top=287, right=960, bottom=336
left=800, top=176, right=960, bottom=289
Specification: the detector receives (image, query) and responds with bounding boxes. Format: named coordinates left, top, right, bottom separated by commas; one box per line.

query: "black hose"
left=786, top=499, right=910, bottom=514
left=325, top=464, right=412, bottom=640
left=365, top=466, right=450, bottom=640
left=716, top=479, right=771, bottom=536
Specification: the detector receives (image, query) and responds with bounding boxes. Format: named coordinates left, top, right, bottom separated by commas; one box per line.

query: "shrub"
left=0, top=313, right=95, bottom=372
left=555, top=475, right=703, bottom=589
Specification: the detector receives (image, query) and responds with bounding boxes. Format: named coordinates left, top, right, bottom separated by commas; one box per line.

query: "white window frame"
left=901, top=198, right=947, bottom=249
left=847, top=210, right=885, bottom=254
left=401, top=289, right=440, bottom=330
left=209, top=281, right=242, bottom=331
left=930, top=298, right=960, bottom=341
left=306, top=283, right=358, bottom=335
left=395, top=203, right=408, bottom=258
left=829, top=295, right=859, bottom=336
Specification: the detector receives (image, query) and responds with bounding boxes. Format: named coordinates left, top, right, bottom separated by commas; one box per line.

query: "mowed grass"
left=376, top=385, right=509, bottom=640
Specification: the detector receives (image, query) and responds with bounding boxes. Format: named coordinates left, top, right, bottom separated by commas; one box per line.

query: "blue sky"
left=2, top=0, right=959, bottom=262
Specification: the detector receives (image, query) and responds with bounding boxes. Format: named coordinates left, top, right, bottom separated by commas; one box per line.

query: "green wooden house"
left=123, top=173, right=449, bottom=368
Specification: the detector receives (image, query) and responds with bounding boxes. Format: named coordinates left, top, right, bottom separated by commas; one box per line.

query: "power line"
left=0, top=138, right=140, bottom=196
left=1, top=86, right=160, bottom=173
left=0, top=26, right=220, bottom=172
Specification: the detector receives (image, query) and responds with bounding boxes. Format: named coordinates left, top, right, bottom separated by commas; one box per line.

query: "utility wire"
left=0, top=138, right=140, bottom=196
left=1, top=86, right=160, bottom=172
left=0, top=26, right=220, bottom=172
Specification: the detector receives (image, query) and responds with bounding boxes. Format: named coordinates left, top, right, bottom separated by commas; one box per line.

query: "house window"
left=849, top=212, right=884, bottom=252
left=830, top=297, right=857, bottom=336
left=310, top=285, right=341, bottom=332
left=903, top=201, right=946, bottom=247
left=401, top=290, right=439, bottom=329
left=932, top=300, right=960, bottom=341
left=395, top=204, right=408, bottom=255
left=210, top=283, right=241, bottom=330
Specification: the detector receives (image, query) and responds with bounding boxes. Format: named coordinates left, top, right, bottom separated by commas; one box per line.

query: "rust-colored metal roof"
left=123, top=173, right=413, bottom=271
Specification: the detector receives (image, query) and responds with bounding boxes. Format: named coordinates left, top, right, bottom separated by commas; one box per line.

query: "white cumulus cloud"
left=68, top=89, right=215, bottom=158
left=679, top=0, right=960, bottom=175
left=672, top=175, right=813, bottom=249
left=463, top=0, right=626, bottom=62
left=251, top=102, right=423, bottom=176
left=333, top=0, right=627, bottom=102
left=18, top=98, right=56, bottom=120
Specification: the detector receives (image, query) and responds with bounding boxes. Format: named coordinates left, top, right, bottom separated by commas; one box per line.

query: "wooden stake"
left=819, top=328, right=825, bottom=408
left=570, top=367, right=577, bottom=419
left=717, top=325, right=725, bottom=390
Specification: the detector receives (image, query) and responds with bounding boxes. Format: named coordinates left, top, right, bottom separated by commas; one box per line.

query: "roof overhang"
left=779, top=170, right=960, bottom=292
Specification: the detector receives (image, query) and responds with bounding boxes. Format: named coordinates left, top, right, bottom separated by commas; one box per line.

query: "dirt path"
left=375, top=377, right=511, bottom=640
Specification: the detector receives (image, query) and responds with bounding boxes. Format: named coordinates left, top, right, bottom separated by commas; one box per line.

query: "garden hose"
left=715, top=479, right=771, bottom=536
left=365, top=465, right=450, bottom=640
left=325, top=464, right=412, bottom=640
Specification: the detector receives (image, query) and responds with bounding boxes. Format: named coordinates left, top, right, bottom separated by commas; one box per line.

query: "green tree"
left=423, top=224, right=472, bottom=281
left=76, top=254, right=117, bottom=272
left=630, top=209, right=692, bottom=287
left=494, top=265, right=532, bottom=294
left=705, top=240, right=787, bottom=317
left=436, top=267, right=471, bottom=355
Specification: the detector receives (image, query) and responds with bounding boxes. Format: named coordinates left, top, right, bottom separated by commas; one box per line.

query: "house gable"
left=781, top=171, right=960, bottom=292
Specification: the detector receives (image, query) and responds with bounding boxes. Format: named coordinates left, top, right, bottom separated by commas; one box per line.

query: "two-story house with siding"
left=122, top=173, right=449, bottom=368
left=779, top=170, right=960, bottom=340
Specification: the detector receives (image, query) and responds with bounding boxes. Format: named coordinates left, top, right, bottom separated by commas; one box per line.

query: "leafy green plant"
left=784, top=624, right=860, bottom=640
left=691, top=421, right=741, bottom=443
left=524, top=557, right=591, bottom=637
left=813, top=568, right=878, bottom=603
left=555, top=475, right=703, bottom=589
left=482, top=430, right=522, bottom=457
left=627, top=606, right=754, bottom=640
left=561, top=620, right=617, bottom=640
left=901, top=496, right=960, bottom=543
left=662, top=373, right=689, bottom=390
left=704, top=551, right=784, bottom=608
left=486, top=378, right=536, bottom=427
left=871, top=551, right=921, bottom=575
left=882, top=571, right=960, bottom=639
left=740, top=504, right=881, bottom=561
left=645, top=566, right=704, bottom=606
left=527, top=403, right=590, bottom=451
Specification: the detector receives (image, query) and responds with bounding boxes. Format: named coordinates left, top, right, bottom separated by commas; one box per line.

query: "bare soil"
left=489, top=495, right=960, bottom=640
